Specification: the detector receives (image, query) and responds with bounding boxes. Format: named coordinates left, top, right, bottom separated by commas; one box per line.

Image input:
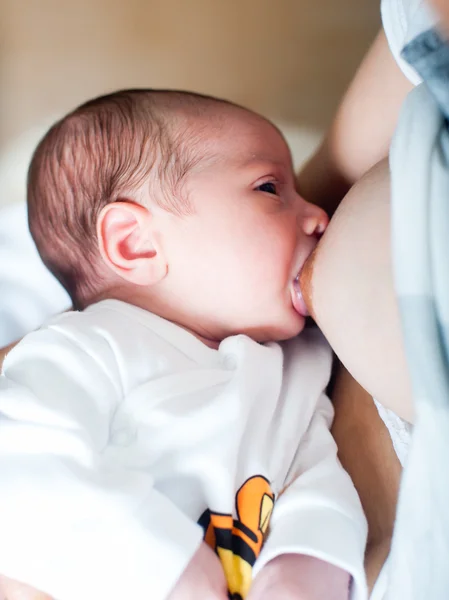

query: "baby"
left=0, top=90, right=367, bottom=600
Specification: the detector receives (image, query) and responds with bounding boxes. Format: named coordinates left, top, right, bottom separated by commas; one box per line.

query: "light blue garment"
left=387, top=27, right=449, bottom=600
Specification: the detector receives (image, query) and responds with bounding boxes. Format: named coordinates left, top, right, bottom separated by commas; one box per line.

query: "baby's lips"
left=292, top=274, right=310, bottom=317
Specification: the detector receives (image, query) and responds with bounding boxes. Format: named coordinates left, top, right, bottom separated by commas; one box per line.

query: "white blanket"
left=0, top=202, right=70, bottom=346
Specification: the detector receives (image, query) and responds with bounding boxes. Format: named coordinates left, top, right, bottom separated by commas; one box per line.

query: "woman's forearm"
left=297, top=29, right=413, bottom=215
left=330, top=363, right=401, bottom=593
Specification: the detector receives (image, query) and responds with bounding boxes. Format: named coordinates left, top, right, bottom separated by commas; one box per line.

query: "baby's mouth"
left=291, top=270, right=309, bottom=317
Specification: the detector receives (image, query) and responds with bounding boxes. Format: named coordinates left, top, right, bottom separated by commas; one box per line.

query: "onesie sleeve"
left=253, top=392, right=368, bottom=600
left=0, top=325, right=203, bottom=600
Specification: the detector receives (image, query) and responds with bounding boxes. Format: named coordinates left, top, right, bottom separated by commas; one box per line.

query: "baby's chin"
left=188, top=308, right=305, bottom=347
left=241, top=314, right=306, bottom=344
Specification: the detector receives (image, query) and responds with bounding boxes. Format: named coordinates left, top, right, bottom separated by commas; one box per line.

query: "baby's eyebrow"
left=239, top=157, right=288, bottom=171
left=241, top=155, right=284, bottom=166
left=237, top=158, right=295, bottom=180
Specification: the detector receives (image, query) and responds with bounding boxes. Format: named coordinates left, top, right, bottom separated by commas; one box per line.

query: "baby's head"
left=28, top=89, right=327, bottom=346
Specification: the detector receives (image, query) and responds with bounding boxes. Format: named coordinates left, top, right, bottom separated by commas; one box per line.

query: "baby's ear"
left=97, top=201, right=167, bottom=286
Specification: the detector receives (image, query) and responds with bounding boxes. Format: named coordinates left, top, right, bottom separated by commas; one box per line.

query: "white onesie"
left=0, top=300, right=368, bottom=600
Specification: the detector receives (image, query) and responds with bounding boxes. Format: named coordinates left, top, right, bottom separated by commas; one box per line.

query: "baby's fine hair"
left=27, top=89, right=238, bottom=309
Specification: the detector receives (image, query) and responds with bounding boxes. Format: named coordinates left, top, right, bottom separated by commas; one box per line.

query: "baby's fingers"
left=0, top=575, right=53, bottom=600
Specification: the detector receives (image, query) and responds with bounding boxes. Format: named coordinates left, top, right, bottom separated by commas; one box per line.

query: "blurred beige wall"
left=1, top=0, right=379, bottom=141
left=0, top=0, right=379, bottom=205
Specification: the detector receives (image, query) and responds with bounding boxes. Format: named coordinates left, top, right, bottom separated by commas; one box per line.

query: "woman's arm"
left=429, top=0, right=449, bottom=34
left=298, top=29, right=413, bottom=215
left=331, top=363, right=401, bottom=593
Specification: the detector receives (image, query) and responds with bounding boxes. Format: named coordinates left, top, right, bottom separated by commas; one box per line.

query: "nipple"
left=299, top=244, right=318, bottom=319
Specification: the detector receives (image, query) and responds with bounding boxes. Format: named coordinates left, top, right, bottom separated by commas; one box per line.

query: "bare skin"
left=331, top=363, right=401, bottom=593
left=300, top=159, right=413, bottom=423
left=0, top=343, right=15, bottom=370
left=296, top=28, right=415, bottom=425
left=0, top=577, right=51, bottom=600
left=298, top=29, right=413, bottom=216
left=429, top=0, right=449, bottom=34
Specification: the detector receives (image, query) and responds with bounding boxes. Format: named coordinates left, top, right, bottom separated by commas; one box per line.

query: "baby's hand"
left=247, top=554, right=350, bottom=600
left=0, top=544, right=226, bottom=600
left=0, top=575, right=53, bottom=600
left=167, top=542, right=228, bottom=600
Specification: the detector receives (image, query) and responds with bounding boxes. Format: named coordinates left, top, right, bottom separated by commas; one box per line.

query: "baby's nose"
left=300, top=200, right=329, bottom=236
